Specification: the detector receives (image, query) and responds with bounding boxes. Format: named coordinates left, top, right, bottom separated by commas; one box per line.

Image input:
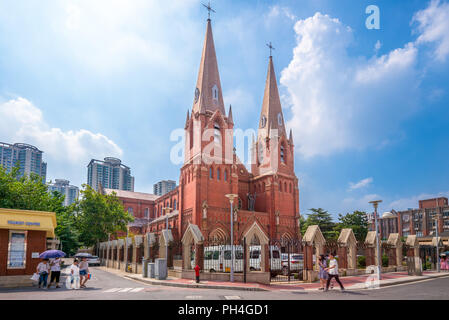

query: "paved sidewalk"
left=99, top=267, right=449, bottom=292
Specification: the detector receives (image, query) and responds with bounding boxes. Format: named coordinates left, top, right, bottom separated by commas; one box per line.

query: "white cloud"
left=267, top=5, right=297, bottom=23
left=0, top=0, right=199, bottom=76
left=281, top=12, right=421, bottom=158
left=348, top=177, right=373, bottom=191
left=0, top=97, right=122, bottom=185
left=342, top=194, right=382, bottom=212
left=413, top=0, right=449, bottom=62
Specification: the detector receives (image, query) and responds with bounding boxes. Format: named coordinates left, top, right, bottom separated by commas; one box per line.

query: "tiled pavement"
left=98, top=267, right=449, bottom=292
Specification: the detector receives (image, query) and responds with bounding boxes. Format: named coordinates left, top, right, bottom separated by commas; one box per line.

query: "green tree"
left=334, top=210, right=369, bottom=241
left=75, top=185, right=134, bottom=247
left=302, top=208, right=338, bottom=239
left=0, top=166, right=80, bottom=254
left=0, top=166, right=59, bottom=211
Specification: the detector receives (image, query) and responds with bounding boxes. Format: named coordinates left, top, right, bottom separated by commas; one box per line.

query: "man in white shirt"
left=325, top=252, right=345, bottom=292
left=48, top=257, right=62, bottom=289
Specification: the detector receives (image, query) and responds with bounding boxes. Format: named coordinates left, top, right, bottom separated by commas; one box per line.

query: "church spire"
left=192, top=18, right=226, bottom=115
left=257, top=55, right=287, bottom=141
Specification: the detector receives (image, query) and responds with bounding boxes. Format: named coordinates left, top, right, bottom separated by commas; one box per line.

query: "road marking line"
left=118, top=288, right=134, bottom=292
left=129, top=288, right=145, bottom=293
left=103, top=288, right=121, bottom=293
left=224, top=296, right=242, bottom=300
left=185, top=295, right=203, bottom=299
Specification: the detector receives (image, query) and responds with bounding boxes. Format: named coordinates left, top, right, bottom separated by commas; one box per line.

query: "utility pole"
left=369, top=200, right=382, bottom=282
left=163, top=207, right=172, bottom=261
left=435, top=198, right=440, bottom=272
left=225, top=194, right=238, bottom=282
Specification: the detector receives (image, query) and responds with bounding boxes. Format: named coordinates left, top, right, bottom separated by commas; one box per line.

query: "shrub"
left=382, top=254, right=389, bottom=267
left=357, top=256, right=366, bottom=268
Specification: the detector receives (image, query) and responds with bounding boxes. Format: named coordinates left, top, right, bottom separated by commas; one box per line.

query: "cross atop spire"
left=202, top=1, right=216, bottom=20
left=266, top=42, right=275, bottom=57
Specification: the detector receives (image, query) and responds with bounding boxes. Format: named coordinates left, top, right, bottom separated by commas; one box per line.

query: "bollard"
left=142, top=258, right=148, bottom=278
left=148, top=263, right=155, bottom=278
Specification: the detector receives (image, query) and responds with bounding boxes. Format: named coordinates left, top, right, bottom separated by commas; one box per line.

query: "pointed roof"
left=192, top=19, right=226, bottom=115
left=227, top=105, right=233, bottom=124
left=185, top=109, right=190, bottom=128
left=258, top=56, right=286, bottom=141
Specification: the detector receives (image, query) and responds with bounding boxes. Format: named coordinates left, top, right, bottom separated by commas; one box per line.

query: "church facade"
left=144, top=18, right=300, bottom=243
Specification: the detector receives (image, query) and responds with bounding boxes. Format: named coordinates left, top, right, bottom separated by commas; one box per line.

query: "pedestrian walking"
left=79, top=257, right=90, bottom=288
left=441, top=255, right=448, bottom=271
left=68, top=259, right=80, bottom=290
left=194, top=264, right=200, bottom=283
left=48, top=257, right=62, bottom=288
left=324, top=252, right=345, bottom=292
left=36, top=259, right=50, bottom=289
left=318, top=254, right=328, bottom=290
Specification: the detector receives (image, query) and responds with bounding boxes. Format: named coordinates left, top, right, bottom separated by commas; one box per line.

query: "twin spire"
left=192, top=19, right=225, bottom=115
left=191, top=16, right=290, bottom=142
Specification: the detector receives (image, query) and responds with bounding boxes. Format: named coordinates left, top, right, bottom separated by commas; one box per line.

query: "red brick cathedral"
left=111, top=18, right=300, bottom=242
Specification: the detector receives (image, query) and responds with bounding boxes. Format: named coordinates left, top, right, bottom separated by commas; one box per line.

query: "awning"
left=0, top=208, right=56, bottom=238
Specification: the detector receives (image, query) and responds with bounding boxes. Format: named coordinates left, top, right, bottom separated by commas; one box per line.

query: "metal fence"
left=269, top=239, right=304, bottom=282
left=202, top=239, right=245, bottom=274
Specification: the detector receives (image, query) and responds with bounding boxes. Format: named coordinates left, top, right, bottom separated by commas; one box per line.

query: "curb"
left=378, top=273, right=449, bottom=288
left=123, top=275, right=268, bottom=292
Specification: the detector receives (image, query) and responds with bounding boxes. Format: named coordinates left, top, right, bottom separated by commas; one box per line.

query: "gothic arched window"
left=217, top=168, right=220, bottom=180
left=280, top=145, right=285, bottom=163
left=214, top=122, right=221, bottom=144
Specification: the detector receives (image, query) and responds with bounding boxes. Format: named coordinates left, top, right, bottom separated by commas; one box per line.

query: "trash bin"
left=142, top=258, right=148, bottom=278
left=155, top=258, right=167, bottom=280
left=148, top=263, right=155, bottom=278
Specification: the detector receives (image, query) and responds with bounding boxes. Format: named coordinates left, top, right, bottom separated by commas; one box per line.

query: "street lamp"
left=225, top=194, right=238, bottom=282
left=163, top=207, right=172, bottom=261
left=435, top=198, right=440, bottom=273
left=369, top=200, right=382, bottom=282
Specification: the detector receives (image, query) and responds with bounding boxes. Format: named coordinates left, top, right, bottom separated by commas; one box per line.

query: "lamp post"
left=125, top=226, right=129, bottom=272
left=369, top=200, right=382, bottom=282
left=163, top=207, right=172, bottom=261
left=225, top=194, right=238, bottom=282
left=435, top=198, right=440, bottom=272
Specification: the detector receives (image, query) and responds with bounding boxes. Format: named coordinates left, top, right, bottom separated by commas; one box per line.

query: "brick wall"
left=0, top=229, right=46, bottom=276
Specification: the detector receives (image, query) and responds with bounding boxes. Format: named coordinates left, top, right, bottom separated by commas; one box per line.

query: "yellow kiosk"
left=0, top=208, right=57, bottom=287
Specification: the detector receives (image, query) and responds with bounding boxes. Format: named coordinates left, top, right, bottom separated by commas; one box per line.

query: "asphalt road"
left=1, top=267, right=449, bottom=300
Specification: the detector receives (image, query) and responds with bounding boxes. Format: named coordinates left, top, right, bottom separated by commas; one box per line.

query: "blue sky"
left=0, top=0, right=448, bottom=218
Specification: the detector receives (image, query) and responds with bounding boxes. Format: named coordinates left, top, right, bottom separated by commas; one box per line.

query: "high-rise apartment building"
left=47, top=179, right=79, bottom=206
left=153, top=180, right=176, bottom=196
left=87, top=157, right=134, bottom=192
left=0, top=142, right=47, bottom=182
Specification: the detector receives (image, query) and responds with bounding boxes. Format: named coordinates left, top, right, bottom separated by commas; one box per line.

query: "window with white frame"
left=8, top=231, right=27, bottom=269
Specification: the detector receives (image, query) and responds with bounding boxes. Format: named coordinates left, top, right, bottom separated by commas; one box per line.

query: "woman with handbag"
left=36, top=259, right=50, bottom=289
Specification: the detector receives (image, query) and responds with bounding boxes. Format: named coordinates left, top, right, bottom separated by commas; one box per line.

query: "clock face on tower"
left=194, top=88, right=200, bottom=103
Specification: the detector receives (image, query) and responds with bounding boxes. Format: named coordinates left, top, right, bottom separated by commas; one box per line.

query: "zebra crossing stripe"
left=185, top=295, right=203, bottom=299
left=224, top=296, right=242, bottom=300
left=129, top=288, right=145, bottom=293
left=103, top=288, right=122, bottom=293
left=118, top=288, right=134, bottom=292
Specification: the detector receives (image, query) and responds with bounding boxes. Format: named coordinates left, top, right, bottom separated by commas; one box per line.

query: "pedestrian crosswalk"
left=103, top=287, right=145, bottom=293
left=224, top=295, right=242, bottom=300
